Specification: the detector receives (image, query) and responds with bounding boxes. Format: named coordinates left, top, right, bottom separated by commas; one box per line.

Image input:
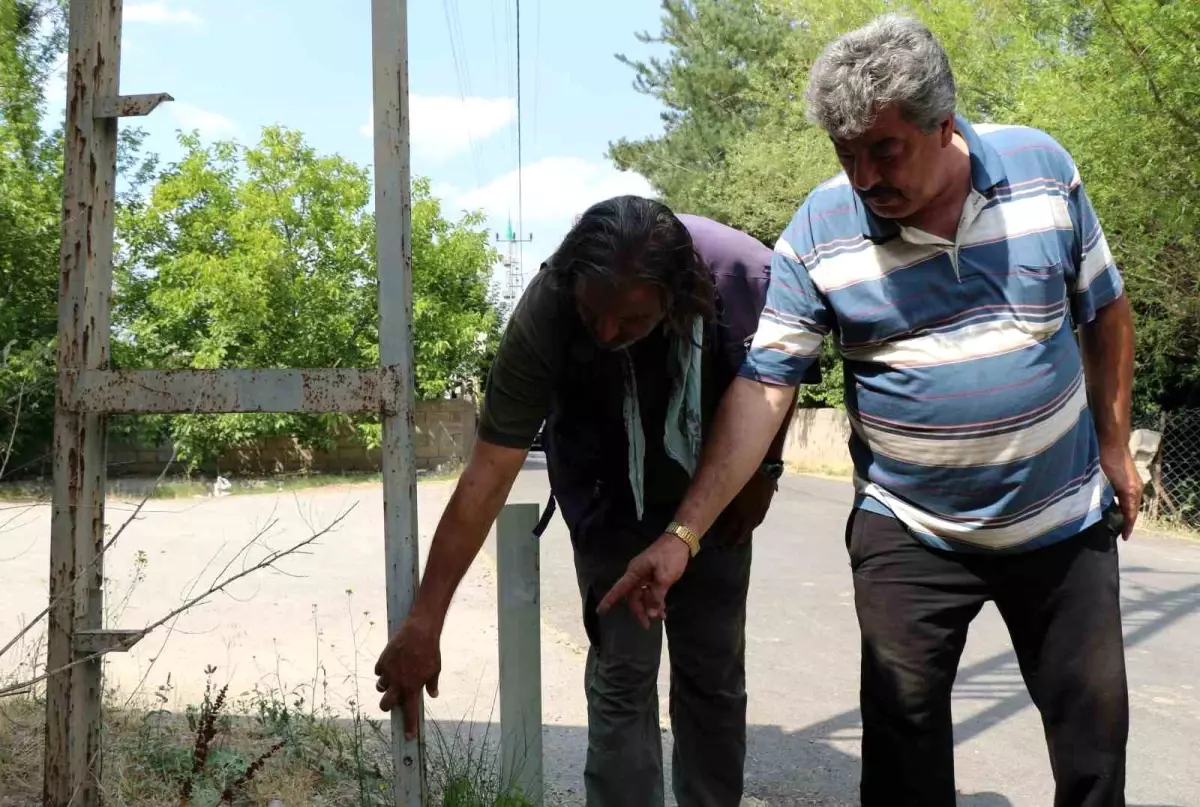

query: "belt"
left=532, top=493, right=557, bottom=538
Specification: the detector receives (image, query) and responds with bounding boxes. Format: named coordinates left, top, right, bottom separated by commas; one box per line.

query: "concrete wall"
left=783, top=408, right=853, bottom=476
left=108, top=398, right=477, bottom=476
left=110, top=400, right=851, bottom=479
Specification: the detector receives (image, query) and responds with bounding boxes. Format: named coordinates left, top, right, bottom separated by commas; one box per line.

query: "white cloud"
left=170, top=102, right=238, bottom=137
left=361, top=95, right=516, bottom=165
left=125, top=3, right=203, bottom=26
left=451, top=156, right=654, bottom=225
left=448, top=158, right=656, bottom=293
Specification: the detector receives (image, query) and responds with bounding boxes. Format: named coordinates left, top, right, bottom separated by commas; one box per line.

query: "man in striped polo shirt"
left=600, top=14, right=1140, bottom=807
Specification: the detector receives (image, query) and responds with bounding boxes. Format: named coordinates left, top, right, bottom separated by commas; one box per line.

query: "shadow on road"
left=433, top=577, right=1198, bottom=805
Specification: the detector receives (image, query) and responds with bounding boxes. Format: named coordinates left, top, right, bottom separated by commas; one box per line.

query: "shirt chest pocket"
left=1004, top=261, right=1072, bottom=336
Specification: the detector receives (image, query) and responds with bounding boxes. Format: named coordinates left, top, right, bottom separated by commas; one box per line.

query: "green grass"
left=0, top=673, right=539, bottom=807
left=427, top=718, right=535, bottom=807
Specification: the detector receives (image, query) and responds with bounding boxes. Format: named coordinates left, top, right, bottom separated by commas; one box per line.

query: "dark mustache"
left=861, top=186, right=900, bottom=200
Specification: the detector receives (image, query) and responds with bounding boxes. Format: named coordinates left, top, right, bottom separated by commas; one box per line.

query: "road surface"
left=501, top=458, right=1200, bottom=807
left=2, top=463, right=1197, bottom=805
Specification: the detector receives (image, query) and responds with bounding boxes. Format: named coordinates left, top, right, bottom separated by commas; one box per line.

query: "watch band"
left=666, top=521, right=702, bottom=557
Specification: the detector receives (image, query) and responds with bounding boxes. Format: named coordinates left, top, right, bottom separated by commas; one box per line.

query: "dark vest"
left=542, top=296, right=730, bottom=543
left=537, top=214, right=775, bottom=544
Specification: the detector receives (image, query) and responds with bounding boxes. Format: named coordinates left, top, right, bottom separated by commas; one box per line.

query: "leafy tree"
left=114, top=127, right=501, bottom=466
left=1011, top=0, right=1200, bottom=412
left=608, top=0, right=792, bottom=221
left=0, top=0, right=66, bottom=477
left=0, top=0, right=159, bottom=476
left=612, top=0, right=1200, bottom=413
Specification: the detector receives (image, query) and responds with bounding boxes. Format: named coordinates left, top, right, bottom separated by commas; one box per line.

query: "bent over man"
left=603, top=16, right=1139, bottom=807
left=375, top=194, right=797, bottom=807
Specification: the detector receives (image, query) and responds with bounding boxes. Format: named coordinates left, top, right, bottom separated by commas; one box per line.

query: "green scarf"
left=622, top=317, right=704, bottom=520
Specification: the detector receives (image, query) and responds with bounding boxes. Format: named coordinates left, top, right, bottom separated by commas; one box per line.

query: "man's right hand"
left=374, top=609, right=442, bottom=738
left=596, top=533, right=691, bottom=628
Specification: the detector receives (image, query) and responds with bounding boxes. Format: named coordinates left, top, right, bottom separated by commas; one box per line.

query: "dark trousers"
left=573, top=527, right=752, bottom=807
left=847, top=509, right=1129, bottom=807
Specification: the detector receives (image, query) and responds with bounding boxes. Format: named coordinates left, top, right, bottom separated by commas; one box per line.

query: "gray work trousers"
left=573, top=526, right=752, bottom=807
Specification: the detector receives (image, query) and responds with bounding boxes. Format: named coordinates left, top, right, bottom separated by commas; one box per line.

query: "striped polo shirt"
left=741, top=116, right=1124, bottom=552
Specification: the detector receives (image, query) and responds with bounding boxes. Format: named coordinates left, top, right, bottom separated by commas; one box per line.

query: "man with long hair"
left=374, top=195, right=798, bottom=806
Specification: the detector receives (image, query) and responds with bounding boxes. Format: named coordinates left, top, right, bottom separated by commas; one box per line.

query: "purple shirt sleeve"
left=678, top=213, right=820, bottom=386
left=676, top=214, right=771, bottom=373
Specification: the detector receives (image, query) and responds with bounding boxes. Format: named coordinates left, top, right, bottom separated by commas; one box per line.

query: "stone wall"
left=108, top=397, right=478, bottom=476
left=782, top=408, right=853, bottom=476
left=414, top=397, right=476, bottom=468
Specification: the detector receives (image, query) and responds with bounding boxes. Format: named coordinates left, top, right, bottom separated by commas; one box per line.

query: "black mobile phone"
left=1101, top=502, right=1126, bottom=537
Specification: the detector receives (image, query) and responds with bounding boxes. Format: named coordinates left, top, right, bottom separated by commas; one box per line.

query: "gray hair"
left=804, top=14, right=956, bottom=140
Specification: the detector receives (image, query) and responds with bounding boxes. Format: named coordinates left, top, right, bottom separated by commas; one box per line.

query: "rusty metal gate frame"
left=44, top=1, right=425, bottom=804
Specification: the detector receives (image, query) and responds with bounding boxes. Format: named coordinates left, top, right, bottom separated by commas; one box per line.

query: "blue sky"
left=47, top=0, right=669, bottom=297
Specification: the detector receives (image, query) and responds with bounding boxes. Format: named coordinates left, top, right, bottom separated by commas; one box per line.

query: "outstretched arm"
left=375, top=272, right=562, bottom=734
left=711, top=383, right=799, bottom=544
left=374, top=439, right=526, bottom=735
left=598, top=377, right=797, bottom=625
left=414, top=440, right=528, bottom=618
left=597, top=213, right=833, bottom=626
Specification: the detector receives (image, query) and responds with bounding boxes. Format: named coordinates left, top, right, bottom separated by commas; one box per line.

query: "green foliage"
left=0, top=0, right=65, bottom=477
left=110, top=126, right=501, bottom=466
left=410, top=178, right=506, bottom=400
left=1, top=1, right=502, bottom=472
left=612, top=0, right=1200, bottom=412
left=609, top=0, right=792, bottom=221
left=427, top=719, right=535, bottom=807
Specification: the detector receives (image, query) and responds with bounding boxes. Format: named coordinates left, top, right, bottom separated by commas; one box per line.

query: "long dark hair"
left=544, top=195, right=717, bottom=335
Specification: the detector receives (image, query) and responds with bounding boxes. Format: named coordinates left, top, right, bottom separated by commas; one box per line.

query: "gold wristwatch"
left=666, top=521, right=702, bottom=558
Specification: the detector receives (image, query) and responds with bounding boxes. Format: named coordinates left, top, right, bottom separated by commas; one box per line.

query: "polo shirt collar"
left=854, top=114, right=1008, bottom=242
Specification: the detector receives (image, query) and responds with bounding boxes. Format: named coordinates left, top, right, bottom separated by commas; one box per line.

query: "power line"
left=516, top=0, right=524, bottom=276
left=489, top=0, right=501, bottom=88
left=531, top=0, right=541, bottom=155
left=504, top=0, right=516, bottom=168
left=441, top=0, right=484, bottom=186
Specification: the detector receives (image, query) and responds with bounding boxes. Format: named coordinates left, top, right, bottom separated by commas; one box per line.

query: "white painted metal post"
left=497, top=503, right=544, bottom=802
left=41, top=1, right=419, bottom=803
left=45, top=1, right=122, bottom=803
left=370, top=1, right=426, bottom=804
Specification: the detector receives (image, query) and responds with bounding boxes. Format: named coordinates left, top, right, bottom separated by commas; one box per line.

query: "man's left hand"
left=713, top=467, right=778, bottom=547
left=1100, top=443, right=1143, bottom=540
left=597, top=533, right=691, bottom=628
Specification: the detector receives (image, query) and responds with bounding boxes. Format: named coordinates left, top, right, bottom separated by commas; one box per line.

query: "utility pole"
left=497, top=222, right=533, bottom=307
left=496, top=226, right=535, bottom=309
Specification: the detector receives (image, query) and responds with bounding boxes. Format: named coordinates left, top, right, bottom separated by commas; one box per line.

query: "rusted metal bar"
left=93, top=91, right=172, bottom=118
left=71, top=629, right=144, bottom=655
left=62, top=367, right=403, bottom=414
left=45, top=1, right=123, bottom=803
left=42, top=3, right=428, bottom=805
left=371, top=0, right=426, bottom=803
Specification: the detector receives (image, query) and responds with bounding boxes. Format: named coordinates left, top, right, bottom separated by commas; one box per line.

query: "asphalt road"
left=497, top=457, right=1200, bottom=807
left=2, top=463, right=1196, bottom=806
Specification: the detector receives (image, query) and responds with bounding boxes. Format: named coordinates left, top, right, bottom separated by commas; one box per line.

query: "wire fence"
left=1136, top=408, right=1200, bottom=532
